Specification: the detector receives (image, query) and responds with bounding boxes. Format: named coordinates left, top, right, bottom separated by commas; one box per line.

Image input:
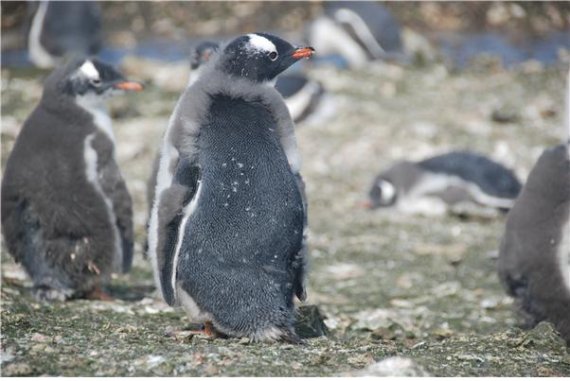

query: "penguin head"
left=218, top=33, right=314, bottom=82
left=190, top=41, right=220, bottom=70
left=62, top=58, right=143, bottom=98
left=367, top=177, right=398, bottom=209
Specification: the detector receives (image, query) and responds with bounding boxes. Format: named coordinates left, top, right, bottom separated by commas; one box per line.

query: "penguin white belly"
left=177, top=285, right=212, bottom=323
left=76, top=95, right=115, bottom=143
left=171, top=180, right=202, bottom=302
left=84, top=134, right=123, bottom=270
left=559, top=219, right=570, bottom=290
left=406, top=172, right=515, bottom=210
left=147, top=138, right=179, bottom=298
left=284, top=81, right=321, bottom=122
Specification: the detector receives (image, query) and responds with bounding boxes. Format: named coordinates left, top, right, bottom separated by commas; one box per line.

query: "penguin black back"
left=417, top=151, right=522, bottom=199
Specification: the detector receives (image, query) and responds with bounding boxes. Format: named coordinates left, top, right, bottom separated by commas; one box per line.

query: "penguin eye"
left=269, top=51, right=278, bottom=61
left=90, top=78, right=102, bottom=87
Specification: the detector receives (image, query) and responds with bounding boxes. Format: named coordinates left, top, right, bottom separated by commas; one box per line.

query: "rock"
left=294, top=305, right=328, bottom=338
left=323, top=263, right=365, bottom=280
left=491, top=105, right=520, bottom=123
left=2, top=362, right=33, bottom=376
left=348, top=357, right=430, bottom=376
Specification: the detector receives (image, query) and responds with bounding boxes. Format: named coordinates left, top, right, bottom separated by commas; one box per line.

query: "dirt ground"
left=1, top=56, right=569, bottom=376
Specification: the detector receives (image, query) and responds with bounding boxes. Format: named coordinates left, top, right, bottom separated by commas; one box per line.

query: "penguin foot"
left=177, top=321, right=228, bottom=340
left=84, top=286, right=113, bottom=301
left=32, top=286, right=73, bottom=302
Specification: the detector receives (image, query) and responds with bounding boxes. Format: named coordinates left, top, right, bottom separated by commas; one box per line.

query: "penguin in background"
left=27, top=1, right=103, bottom=68
left=365, top=150, right=522, bottom=216
left=498, top=71, right=570, bottom=344
left=1, top=58, right=143, bottom=301
left=147, top=33, right=313, bottom=342
left=306, top=1, right=405, bottom=69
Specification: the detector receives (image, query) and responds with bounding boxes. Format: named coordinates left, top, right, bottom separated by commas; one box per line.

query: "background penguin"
left=365, top=150, right=522, bottom=216
left=147, top=33, right=313, bottom=342
left=498, top=72, right=570, bottom=344
left=1, top=58, right=143, bottom=301
left=306, top=1, right=405, bottom=69
left=27, top=1, right=103, bottom=68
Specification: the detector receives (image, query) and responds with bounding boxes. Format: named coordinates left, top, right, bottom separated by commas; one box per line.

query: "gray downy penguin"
left=147, top=33, right=313, bottom=342
left=27, top=1, right=103, bottom=68
left=498, top=72, right=570, bottom=344
left=365, top=150, right=522, bottom=216
left=1, top=58, right=143, bottom=301
left=306, top=1, right=405, bottom=69
left=146, top=40, right=320, bottom=218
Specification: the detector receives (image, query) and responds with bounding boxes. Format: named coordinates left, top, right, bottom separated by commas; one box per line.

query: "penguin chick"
left=1, top=58, right=143, bottom=301
left=147, top=33, right=314, bottom=342
left=366, top=151, right=521, bottom=216
left=498, top=73, right=570, bottom=345
left=28, top=1, right=102, bottom=68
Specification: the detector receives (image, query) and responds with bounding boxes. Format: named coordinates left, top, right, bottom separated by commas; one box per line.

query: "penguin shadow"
left=105, top=282, right=156, bottom=302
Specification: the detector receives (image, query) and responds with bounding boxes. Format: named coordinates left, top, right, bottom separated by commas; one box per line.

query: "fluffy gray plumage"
left=498, top=144, right=570, bottom=345
left=147, top=34, right=309, bottom=342
left=1, top=59, right=134, bottom=301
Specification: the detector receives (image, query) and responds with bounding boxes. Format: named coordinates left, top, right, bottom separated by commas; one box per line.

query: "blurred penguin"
left=365, top=151, right=522, bottom=216
left=1, top=58, right=142, bottom=301
left=28, top=1, right=102, bottom=68
left=306, top=1, right=405, bottom=69
left=498, top=70, right=570, bottom=344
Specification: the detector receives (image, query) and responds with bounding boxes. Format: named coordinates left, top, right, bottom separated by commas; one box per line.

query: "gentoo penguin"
left=187, top=40, right=325, bottom=123
left=498, top=74, right=570, bottom=344
left=365, top=150, right=522, bottom=215
left=28, top=1, right=102, bottom=68
left=147, top=33, right=313, bottom=342
left=1, top=58, right=142, bottom=301
left=306, top=1, right=404, bottom=69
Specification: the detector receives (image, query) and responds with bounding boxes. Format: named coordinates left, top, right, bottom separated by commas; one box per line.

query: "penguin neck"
left=75, top=93, right=115, bottom=143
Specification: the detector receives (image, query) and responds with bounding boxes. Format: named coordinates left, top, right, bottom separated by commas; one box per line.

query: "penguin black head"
left=60, top=58, right=143, bottom=98
left=218, top=33, right=314, bottom=82
left=190, top=41, right=220, bottom=70
left=366, top=177, right=398, bottom=209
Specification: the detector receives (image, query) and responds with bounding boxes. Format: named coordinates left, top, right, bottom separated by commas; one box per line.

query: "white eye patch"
left=378, top=179, right=396, bottom=202
left=247, top=34, right=277, bottom=53
left=79, top=60, right=100, bottom=81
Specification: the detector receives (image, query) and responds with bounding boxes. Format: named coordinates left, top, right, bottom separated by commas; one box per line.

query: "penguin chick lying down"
left=147, top=33, right=313, bottom=342
left=365, top=150, right=522, bottom=216
left=1, top=58, right=143, bottom=301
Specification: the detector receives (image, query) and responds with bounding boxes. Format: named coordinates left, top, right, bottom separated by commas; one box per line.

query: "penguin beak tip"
left=291, top=47, right=315, bottom=60
left=114, top=81, right=144, bottom=92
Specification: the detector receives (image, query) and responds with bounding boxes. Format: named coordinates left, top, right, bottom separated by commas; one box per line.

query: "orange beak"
left=291, top=47, right=315, bottom=60
left=114, top=81, right=144, bottom=92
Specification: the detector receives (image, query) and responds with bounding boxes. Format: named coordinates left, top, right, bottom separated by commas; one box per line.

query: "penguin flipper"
left=156, top=156, right=201, bottom=306
left=98, top=160, right=134, bottom=273
left=293, top=173, right=308, bottom=302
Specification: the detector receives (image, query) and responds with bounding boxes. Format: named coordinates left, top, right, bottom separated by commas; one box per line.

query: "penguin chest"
left=83, top=133, right=123, bottom=268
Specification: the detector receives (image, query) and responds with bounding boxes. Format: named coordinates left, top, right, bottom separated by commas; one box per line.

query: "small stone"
left=295, top=305, right=328, bottom=339
left=2, top=362, right=33, bottom=376
left=30, top=333, right=50, bottom=343
left=349, top=357, right=430, bottom=376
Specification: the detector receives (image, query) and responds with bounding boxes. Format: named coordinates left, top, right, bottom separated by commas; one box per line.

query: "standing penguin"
left=498, top=73, right=570, bottom=344
left=28, top=1, right=103, bottom=68
left=147, top=33, right=313, bottom=342
left=365, top=150, right=522, bottom=216
left=1, top=58, right=143, bottom=301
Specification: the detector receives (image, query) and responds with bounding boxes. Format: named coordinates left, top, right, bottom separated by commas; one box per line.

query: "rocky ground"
left=1, top=57, right=569, bottom=376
